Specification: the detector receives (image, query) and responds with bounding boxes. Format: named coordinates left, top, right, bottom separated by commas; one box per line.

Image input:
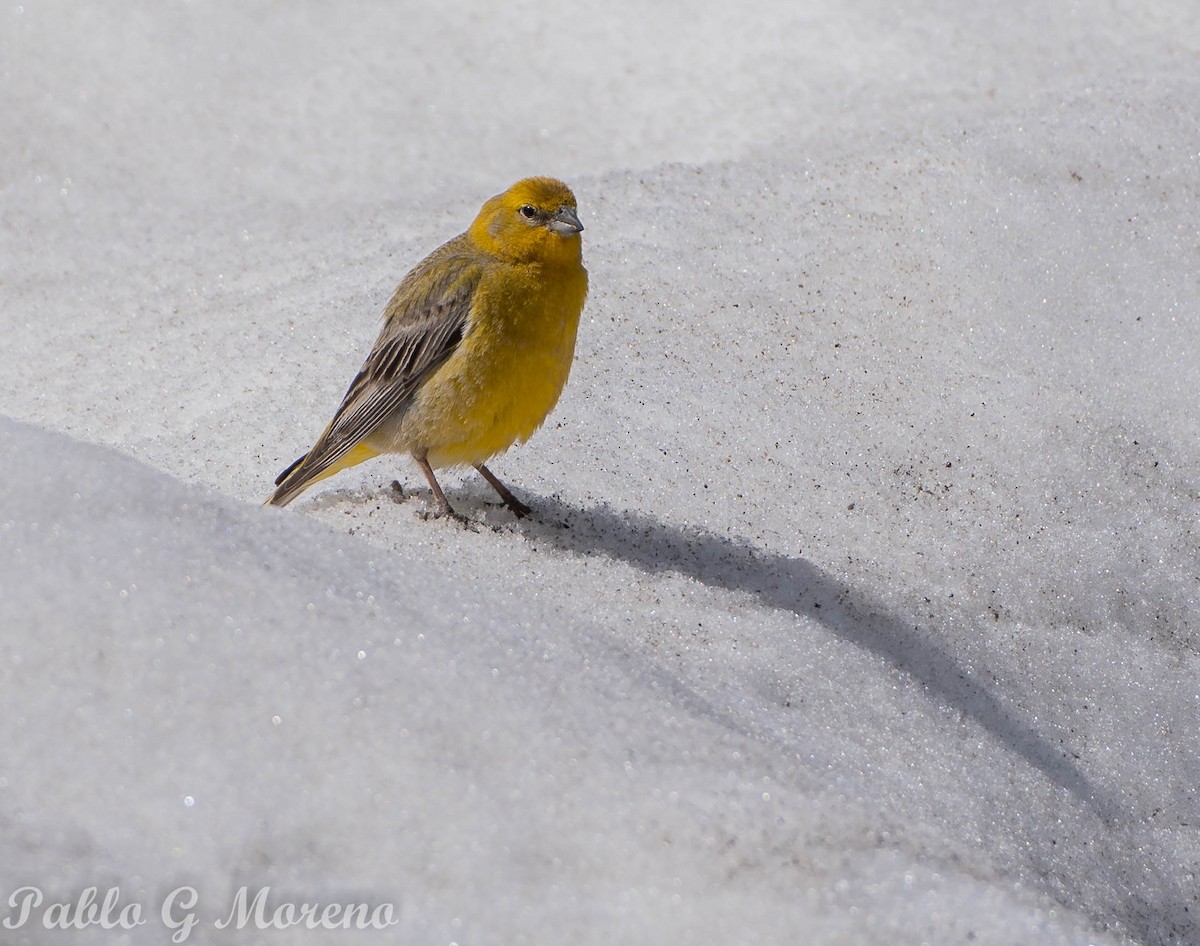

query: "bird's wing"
left=270, top=240, right=483, bottom=503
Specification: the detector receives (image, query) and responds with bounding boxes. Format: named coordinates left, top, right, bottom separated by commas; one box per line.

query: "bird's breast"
left=395, top=261, right=587, bottom=466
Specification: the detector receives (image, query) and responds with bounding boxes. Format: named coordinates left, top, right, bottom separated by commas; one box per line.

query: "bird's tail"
left=265, top=442, right=381, bottom=507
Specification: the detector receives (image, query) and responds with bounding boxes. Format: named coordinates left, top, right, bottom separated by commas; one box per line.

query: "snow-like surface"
left=3, top=2, right=1199, bottom=944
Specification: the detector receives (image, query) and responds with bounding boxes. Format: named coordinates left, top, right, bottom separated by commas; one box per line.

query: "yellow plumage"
left=267, top=177, right=588, bottom=518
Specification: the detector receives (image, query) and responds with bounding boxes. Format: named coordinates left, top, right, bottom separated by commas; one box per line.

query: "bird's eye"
left=518, top=205, right=537, bottom=219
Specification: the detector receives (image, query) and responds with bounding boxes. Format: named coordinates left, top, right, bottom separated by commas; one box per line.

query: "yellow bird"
left=267, top=176, right=588, bottom=519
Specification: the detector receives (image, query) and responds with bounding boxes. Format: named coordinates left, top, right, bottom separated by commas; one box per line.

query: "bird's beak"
left=548, top=206, right=584, bottom=235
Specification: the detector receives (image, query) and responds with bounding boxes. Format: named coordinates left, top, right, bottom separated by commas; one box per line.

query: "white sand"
left=2, top=2, right=1198, bottom=943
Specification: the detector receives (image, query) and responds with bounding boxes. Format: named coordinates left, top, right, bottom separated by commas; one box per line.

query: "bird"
left=266, top=176, right=588, bottom=519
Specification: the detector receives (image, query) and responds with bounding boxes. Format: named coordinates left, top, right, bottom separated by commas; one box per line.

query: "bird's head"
left=469, top=177, right=584, bottom=265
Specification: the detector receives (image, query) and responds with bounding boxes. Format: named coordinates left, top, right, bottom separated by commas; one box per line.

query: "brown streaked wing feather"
left=273, top=238, right=483, bottom=496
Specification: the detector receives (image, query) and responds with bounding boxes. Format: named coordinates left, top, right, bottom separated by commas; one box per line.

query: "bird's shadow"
left=355, top=480, right=1186, bottom=944
left=506, top=494, right=1115, bottom=818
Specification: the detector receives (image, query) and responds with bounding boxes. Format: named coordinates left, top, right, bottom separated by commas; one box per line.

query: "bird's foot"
left=419, top=501, right=475, bottom=529
left=502, top=496, right=532, bottom=519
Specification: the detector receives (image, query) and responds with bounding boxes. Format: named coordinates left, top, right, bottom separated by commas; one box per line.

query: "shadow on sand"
left=510, top=498, right=1200, bottom=943
left=364, top=478, right=1188, bottom=944
left=513, top=497, right=1110, bottom=814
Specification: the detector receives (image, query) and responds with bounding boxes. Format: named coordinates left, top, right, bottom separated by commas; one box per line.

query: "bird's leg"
left=414, top=455, right=464, bottom=521
left=474, top=463, right=532, bottom=518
